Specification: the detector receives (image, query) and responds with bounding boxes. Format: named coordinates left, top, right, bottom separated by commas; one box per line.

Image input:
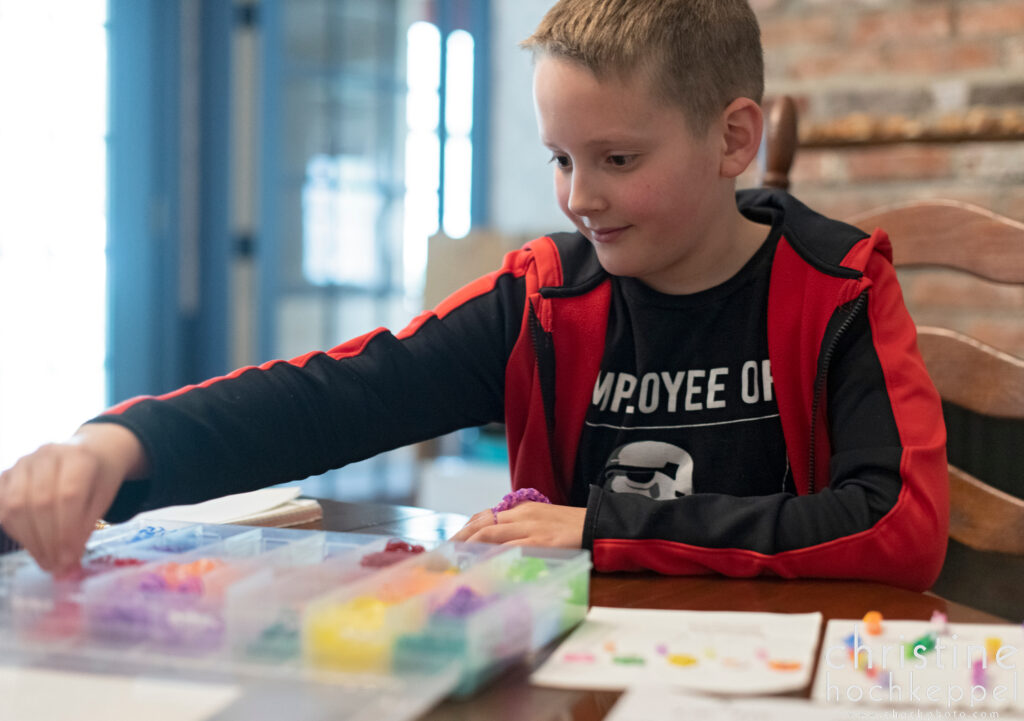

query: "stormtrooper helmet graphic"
left=603, top=440, right=694, bottom=500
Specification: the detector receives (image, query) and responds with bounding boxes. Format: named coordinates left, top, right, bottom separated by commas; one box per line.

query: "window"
left=258, top=0, right=489, bottom=501
left=302, top=153, right=386, bottom=287
left=402, top=22, right=475, bottom=296
left=296, top=10, right=480, bottom=299
left=0, top=1, right=108, bottom=468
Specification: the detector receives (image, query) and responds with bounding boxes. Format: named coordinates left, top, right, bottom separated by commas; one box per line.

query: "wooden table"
left=316, top=497, right=471, bottom=542
left=314, top=499, right=1004, bottom=721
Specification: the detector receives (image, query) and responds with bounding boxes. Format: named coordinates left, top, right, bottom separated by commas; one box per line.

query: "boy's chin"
left=592, top=247, right=644, bottom=279
left=596, top=263, right=649, bottom=283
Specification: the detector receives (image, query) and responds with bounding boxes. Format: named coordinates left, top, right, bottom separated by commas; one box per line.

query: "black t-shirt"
left=571, top=219, right=794, bottom=506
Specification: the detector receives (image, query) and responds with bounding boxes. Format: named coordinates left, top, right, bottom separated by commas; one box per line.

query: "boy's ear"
left=718, top=97, right=763, bottom=179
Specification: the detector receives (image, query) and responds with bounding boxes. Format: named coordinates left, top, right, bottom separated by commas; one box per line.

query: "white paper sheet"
left=531, top=606, right=822, bottom=695
left=135, top=486, right=302, bottom=524
left=0, top=665, right=241, bottom=721
left=605, top=686, right=865, bottom=720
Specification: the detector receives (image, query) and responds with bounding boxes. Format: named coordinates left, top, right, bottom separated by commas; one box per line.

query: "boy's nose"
left=567, top=171, right=606, bottom=216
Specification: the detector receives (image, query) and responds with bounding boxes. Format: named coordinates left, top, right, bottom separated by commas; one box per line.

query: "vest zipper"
left=807, top=291, right=868, bottom=494
left=527, top=299, right=559, bottom=474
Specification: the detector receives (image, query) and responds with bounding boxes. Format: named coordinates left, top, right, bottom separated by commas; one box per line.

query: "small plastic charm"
left=905, top=631, right=938, bottom=659
left=563, top=652, right=596, bottom=663
left=128, top=525, right=165, bottom=543
left=359, top=538, right=426, bottom=568
left=506, top=556, right=549, bottom=583
left=862, top=610, right=883, bottom=636
left=667, top=653, right=698, bottom=667
left=972, top=657, right=987, bottom=687
left=985, top=637, right=1002, bottom=663
left=433, top=586, right=492, bottom=618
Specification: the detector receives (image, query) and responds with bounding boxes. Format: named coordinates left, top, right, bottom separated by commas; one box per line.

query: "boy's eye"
left=607, top=155, right=633, bottom=167
left=549, top=154, right=571, bottom=169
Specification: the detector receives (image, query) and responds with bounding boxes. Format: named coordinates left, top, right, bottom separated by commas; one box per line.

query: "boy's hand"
left=450, top=502, right=585, bottom=548
left=0, top=423, right=147, bottom=576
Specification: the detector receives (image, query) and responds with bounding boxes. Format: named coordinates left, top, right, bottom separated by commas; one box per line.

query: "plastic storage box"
left=224, top=534, right=437, bottom=663
left=389, top=545, right=591, bottom=695
left=300, top=540, right=509, bottom=673
left=80, top=527, right=326, bottom=652
left=9, top=522, right=253, bottom=642
left=0, top=521, right=591, bottom=718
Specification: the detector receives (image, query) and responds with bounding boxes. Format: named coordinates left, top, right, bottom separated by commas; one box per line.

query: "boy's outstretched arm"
left=0, top=423, right=148, bottom=575
left=0, top=255, right=528, bottom=574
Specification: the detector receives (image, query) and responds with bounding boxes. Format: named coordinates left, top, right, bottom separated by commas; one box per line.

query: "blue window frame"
left=107, top=0, right=232, bottom=401
left=104, top=0, right=490, bottom=501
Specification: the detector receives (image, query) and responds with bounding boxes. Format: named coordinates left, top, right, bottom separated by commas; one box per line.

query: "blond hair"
left=522, top=0, right=764, bottom=134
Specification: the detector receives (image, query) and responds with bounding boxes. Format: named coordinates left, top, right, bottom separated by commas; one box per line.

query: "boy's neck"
left=649, top=205, right=769, bottom=296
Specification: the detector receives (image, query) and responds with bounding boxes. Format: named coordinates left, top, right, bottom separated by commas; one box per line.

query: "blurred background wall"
left=745, top=0, right=1024, bottom=359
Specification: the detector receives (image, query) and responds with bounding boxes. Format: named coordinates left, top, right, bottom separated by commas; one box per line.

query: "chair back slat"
left=849, top=201, right=1024, bottom=284
left=916, top=326, right=1024, bottom=419
left=949, top=464, right=1024, bottom=555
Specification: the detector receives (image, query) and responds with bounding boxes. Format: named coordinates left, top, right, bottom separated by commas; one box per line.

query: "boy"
left=0, top=0, right=948, bottom=590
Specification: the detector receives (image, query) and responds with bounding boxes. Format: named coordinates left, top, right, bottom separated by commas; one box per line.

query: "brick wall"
left=738, top=0, right=1024, bottom=357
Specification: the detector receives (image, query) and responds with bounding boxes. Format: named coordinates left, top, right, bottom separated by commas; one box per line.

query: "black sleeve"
left=97, top=271, right=527, bottom=519
left=583, top=298, right=903, bottom=553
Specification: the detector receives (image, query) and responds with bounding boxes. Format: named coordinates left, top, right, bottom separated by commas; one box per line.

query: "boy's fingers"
left=71, top=462, right=128, bottom=572
left=0, top=460, right=48, bottom=569
left=53, top=448, right=101, bottom=574
left=0, top=446, right=103, bottom=574
left=452, top=505, right=537, bottom=544
left=451, top=510, right=492, bottom=542
left=25, top=450, right=66, bottom=571
left=0, top=467, right=25, bottom=549
left=462, top=521, right=529, bottom=546
left=1, top=433, right=136, bottom=575
left=452, top=507, right=527, bottom=545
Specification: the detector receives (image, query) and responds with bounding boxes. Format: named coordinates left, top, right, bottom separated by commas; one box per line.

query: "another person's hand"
left=451, top=502, right=586, bottom=548
left=0, top=423, right=147, bottom=576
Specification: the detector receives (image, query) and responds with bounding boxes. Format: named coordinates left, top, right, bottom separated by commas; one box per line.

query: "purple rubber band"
left=490, top=488, right=551, bottom=523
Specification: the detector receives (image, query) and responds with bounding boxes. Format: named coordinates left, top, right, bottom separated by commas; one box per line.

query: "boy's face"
left=534, top=56, right=732, bottom=294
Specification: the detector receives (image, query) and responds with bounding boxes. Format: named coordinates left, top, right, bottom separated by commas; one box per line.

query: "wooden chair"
left=761, top=95, right=799, bottom=192
left=760, top=98, right=1024, bottom=617
left=846, top=201, right=1024, bottom=557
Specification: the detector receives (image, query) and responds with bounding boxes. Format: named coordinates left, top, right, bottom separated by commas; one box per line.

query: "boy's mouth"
left=587, top=226, right=629, bottom=243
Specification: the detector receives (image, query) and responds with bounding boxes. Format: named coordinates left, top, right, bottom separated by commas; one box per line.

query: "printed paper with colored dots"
left=530, top=607, right=822, bottom=694
left=812, top=617, right=1024, bottom=714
